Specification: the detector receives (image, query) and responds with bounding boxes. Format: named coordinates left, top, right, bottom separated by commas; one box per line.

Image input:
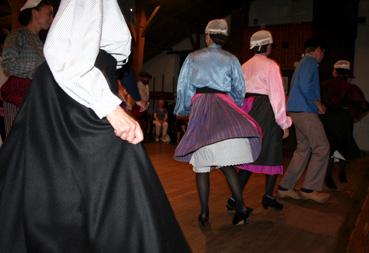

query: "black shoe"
left=198, top=214, right=210, bottom=228
left=262, top=195, right=284, bottom=210
left=226, top=197, right=236, bottom=211
left=232, top=207, right=253, bottom=225
left=325, top=176, right=338, bottom=190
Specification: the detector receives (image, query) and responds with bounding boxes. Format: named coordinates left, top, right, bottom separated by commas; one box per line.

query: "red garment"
left=321, top=77, right=369, bottom=121
left=0, top=76, right=32, bottom=107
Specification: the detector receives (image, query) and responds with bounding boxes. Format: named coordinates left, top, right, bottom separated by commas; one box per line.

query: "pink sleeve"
left=267, top=63, right=292, bottom=129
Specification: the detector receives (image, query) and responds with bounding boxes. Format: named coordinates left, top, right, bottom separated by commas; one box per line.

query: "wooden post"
left=132, top=10, right=146, bottom=73
left=132, top=5, right=160, bottom=73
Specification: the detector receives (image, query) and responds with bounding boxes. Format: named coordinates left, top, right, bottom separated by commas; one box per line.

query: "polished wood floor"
left=144, top=142, right=369, bottom=253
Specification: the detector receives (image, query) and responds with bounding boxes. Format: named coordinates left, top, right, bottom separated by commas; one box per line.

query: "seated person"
left=153, top=99, right=170, bottom=142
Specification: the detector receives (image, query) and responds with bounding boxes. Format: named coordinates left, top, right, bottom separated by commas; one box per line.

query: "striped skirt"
left=174, top=93, right=262, bottom=169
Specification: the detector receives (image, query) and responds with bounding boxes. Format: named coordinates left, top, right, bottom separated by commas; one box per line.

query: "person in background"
left=278, top=37, right=330, bottom=203
left=137, top=71, right=151, bottom=105
left=321, top=60, right=369, bottom=190
left=153, top=98, right=170, bottom=142
left=227, top=30, right=291, bottom=211
left=174, top=18, right=262, bottom=227
left=1, top=0, right=53, bottom=136
left=0, top=0, right=190, bottom=251
left=117, top=68, right=148, bottom=112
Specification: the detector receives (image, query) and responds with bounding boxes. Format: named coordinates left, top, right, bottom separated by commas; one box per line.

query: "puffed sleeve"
left=174, top=55, right=195, bottom=116
left=44, top=0, right=131, bottom=119
left=267, top=62, right=292, bottom=129
left=229, top=56, right=245, bottom=107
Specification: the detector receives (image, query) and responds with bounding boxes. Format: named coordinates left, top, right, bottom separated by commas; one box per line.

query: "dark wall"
left=312, top=0, right=359, bottom=80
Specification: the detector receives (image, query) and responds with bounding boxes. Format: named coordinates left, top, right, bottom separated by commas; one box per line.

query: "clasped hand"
left=107, top=106, right=143, bottom=144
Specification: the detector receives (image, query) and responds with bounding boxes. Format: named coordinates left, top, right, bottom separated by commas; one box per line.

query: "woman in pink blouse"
left=227, top=30, right=292, bottom=211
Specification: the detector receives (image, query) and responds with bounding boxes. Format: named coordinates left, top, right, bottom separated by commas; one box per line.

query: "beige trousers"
left=280, top=113, right=330, bottom=191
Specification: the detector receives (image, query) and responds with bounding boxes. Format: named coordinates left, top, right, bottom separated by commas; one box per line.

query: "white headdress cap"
left=334, top=60, right=350, bottom=70
left=250, top=30, right=273, bottom=49
left=20, top=0, right=42, bottom=11
left=205, top=19, right=228, bottom=36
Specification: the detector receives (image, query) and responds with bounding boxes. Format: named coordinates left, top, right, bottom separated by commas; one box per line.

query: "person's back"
left=287, top=56, right=320, bottom=113
left=278, top=37, right=330, bottom=204
left=185, top=45, right=242, bottom=95
left=174, top=43, right=245, bottom=116
left=174, top=19, right=262, bottom=227
left=0, top=0, right=53, bottom=136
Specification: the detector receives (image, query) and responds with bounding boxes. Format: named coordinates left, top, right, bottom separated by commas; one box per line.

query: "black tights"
left=196, top=166, right=246, bottom=217
left=238, top=170, right=278, bottom=197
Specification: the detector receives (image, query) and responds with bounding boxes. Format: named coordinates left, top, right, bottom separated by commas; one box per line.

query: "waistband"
left=245, top=93, right=267, bottom=98
left=196, top=87, right=226, bottom=94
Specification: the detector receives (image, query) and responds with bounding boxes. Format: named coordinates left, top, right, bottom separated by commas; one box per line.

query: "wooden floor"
left=144, top=142, right=369, bottom=253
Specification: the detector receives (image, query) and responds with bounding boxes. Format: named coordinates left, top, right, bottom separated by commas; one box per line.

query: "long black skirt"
left=237, top=94, right=284, bottom=175
left=0, top=60, right=190, bottom=252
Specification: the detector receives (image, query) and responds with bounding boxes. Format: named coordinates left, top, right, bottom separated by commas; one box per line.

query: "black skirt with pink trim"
left=238, top=94, right=284, bottom=175
left=174, top=93, right=262, bottom=163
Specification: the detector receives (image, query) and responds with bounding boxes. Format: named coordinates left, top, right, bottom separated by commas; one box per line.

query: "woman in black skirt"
left=227, top=30, right=291, bottom=211
left=0, top=0, right=190, bottom=252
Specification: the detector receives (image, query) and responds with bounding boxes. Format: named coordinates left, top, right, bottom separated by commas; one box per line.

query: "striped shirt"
left=2, top=27, right=44, bottom=79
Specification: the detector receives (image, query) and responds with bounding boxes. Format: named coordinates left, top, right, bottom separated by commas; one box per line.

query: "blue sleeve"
left=229, top=58, right=245, bottom=106
left=174, top=55, right=196, bottom=116
left=298, top=60, right=320, bottom=103
left=120, top=70, right=141, bottom=101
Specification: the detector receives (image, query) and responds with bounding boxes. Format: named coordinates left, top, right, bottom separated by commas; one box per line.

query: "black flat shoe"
left=262, top=195, right=284, bottom=210
left=232, top=207, right=253, bottom=225
left=226, top=197, right=236, bottom=211
left=325, top=176, right=338, bottom=191
left=198, top=214, right=210, bottom=228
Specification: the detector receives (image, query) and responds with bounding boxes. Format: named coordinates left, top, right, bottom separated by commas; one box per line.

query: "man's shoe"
left=299, top=191, right=330, bottom=203
left=277, top=189, right=301, bottom=200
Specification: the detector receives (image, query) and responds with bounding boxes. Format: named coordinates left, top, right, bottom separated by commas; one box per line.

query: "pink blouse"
left=242, top=55, right=292, bottom=129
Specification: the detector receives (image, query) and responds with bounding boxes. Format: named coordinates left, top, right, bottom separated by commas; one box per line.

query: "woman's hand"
left=106, top=106, right=143, bottom=144
left=282, top=128, right=289, bottom=139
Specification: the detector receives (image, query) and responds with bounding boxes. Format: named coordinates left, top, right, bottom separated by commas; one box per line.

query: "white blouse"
left=44, top=0, right=132, bottom=118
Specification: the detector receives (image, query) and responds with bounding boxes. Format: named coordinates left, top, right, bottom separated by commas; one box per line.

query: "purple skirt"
left=174, top=93, right=262, bottom=162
